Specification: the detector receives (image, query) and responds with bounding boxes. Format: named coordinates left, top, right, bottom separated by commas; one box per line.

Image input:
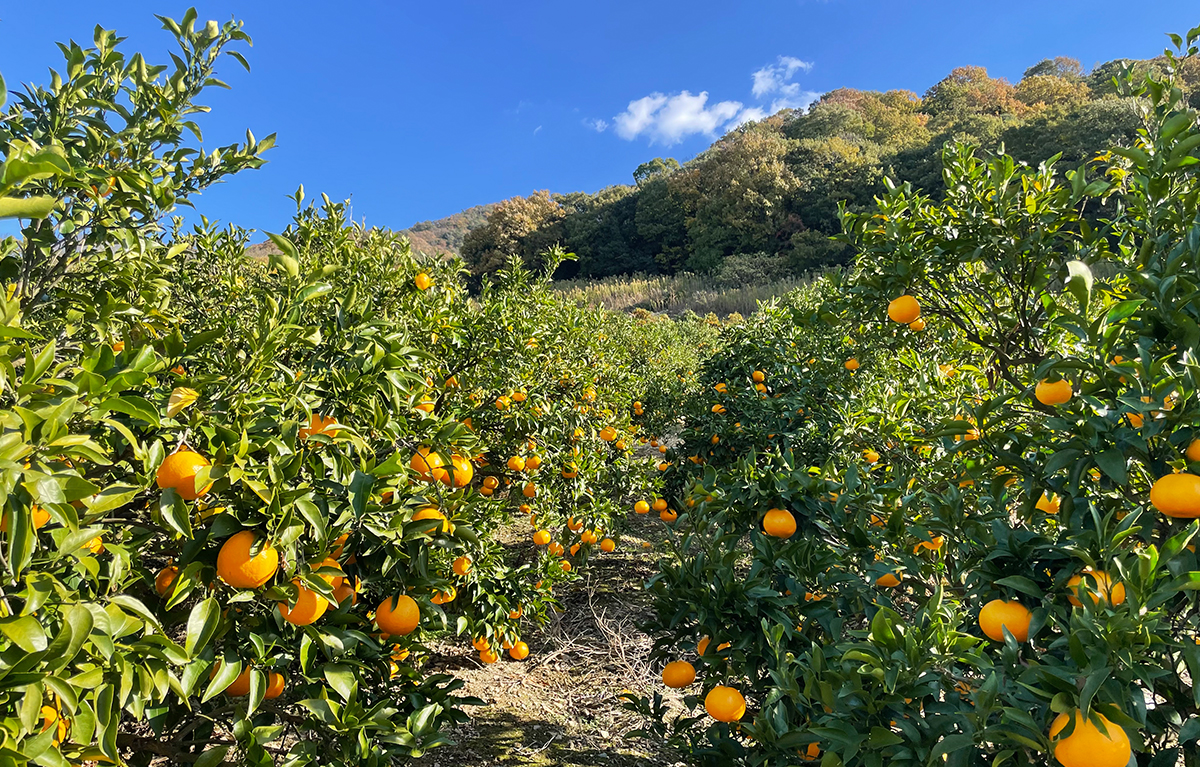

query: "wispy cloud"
left=534, top=125, right=543, bottom=134
left=582, top=117, right=609, bottom=132
left=609, top=55, right=817, bottom=145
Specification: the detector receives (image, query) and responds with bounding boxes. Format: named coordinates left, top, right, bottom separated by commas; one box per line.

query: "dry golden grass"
left=552, top=273, right=811, bottom=317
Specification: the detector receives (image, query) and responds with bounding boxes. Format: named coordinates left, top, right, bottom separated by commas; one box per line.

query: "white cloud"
left=582, top=117, right=609, bottom=132
left=610, top=55, right=816, bottom=145
left=534, top=125, right=543, bottom=134
left=751, top=55, right=817, bottom=111
left=614, top=91, right=745, bottom=145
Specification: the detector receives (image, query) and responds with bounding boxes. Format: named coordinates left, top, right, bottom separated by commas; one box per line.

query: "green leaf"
left=323, top=663, right=357, bottom=702
left=993, top=576, right=1044, bottom=598
left=0, top=615, right=48, bottom=652
left=0, top=196, right=56, bottom=220
left=1094, top=450, right=1128, bottom=485
left=185, top=598, right=219, bottom=657
left=194, top=746, right=231, bottom=767
left=265, top=233, right=300, bottom=278
left=1064, top=260, right=1093, bottom=313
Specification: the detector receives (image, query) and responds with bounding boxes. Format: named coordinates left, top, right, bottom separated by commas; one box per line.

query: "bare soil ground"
left=424, top=510, right=687, bottom=767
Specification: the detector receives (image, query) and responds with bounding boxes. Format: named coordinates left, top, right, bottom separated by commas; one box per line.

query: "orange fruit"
left=560, top=560, right=572, bottom=572
left=265, top=671, right=286, bottom=699
left=413, top=506, right=452, bottom=534
left=887, top=295, right=920, bottom=324
left=548, top=541, right=564, bottom=556
left=844, top=358, right=859, bottom=371
left=909, top=318, right=926, bottom=331
left=155, top=565, right=179, bottom=597
left=1187, top=439, right=1200, bottom=462
left=312, top=557, right=344, bottom=589
left=704, top=685, right=746, bottom=722
left=509, top=606, right=523, bottom=619
left=216, top=531, right=279, bottom=589
left=509, top=641, right=530, bottom=660
left=507, top=455, right=526, bottom=472
left=863, top=449, right=880, bottom=464
left=432, top=454, right=474, bottom=487
left=1035, top=379, right=1073, bottom=406
left=84, top=536, right=104, bottom=555
left=1036, top=492, right=1060, bottom=515
left=452, top=556, right=472, bottom=576
left=876, top=572, right=902, bottom=588
left=333, top=580, right=358, bottom=605
left=533, top=529, right=551, bottom=546
left=978, top=599, right=1031, bottom=642
left=216, top=665, right=252, bottom=697
left=652, top=498, right=668, bottom=512
left=1067, top=570, right=1125, bottom=607
left=526, top=454, right=542, bottom=470
left=523, top=483, right=537, bottom=498
left=569, top=543, right=580, bottom=555
left=634, top=500, right=650, bottom=514
left=431, top=586, right=457, bottom=605
left=762, top=508, right=796, bottom=538
left=299, top=414, right=339, bottom=440
left=415, top=272, right=432, bottom=290
left=155, top=449, right=213, bottom=500
left=600, top=538, right=615, bottom=552
left=479, top=648, right=500, bottom=664
left=662, top=660, right=695, bottom=688
left=659, top=509, right=678, bottom=523
left=376, top=595, right=420, bottom=636
left=278, top=580, right=329, bottom=626
left=472, top=636, right=491, bottom=651
left=566, top=516, right=583, bottom=532
left=581, top=530, right=598, bottom=544
left=752, top=370, right=765, bottom=383
left=0, top=504, right=52, bottom=533
left=410, top=447, right=445, bottom=481
left=1049, top=710, right=1131, bottom=767
left=1150, top=473, right=1200, bottom=518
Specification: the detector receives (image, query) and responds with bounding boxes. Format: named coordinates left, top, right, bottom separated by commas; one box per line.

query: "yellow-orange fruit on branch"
left=217, top=531, right=279, bottom=589
left=156, top=449, right=213, bottom=500
left=1035, top=379, right=1073, bottom=406
left=1149, top=472, right=1200, bottom=518
left=762, top=508, right=796, bottom=538
left=978, top=599, right=1031, bottom=642
left=704, top=685, right=746, bottom=722
left=887, top=295, right=920, bottom=324
left=662, top=660, right=695, bottom=688
left=376, top=595, right=420, bottom=637
left=1049, top=710, right=1131, bottom=767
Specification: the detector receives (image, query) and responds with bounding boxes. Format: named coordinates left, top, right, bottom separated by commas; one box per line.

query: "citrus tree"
left=629, top=29, right=1200, bottom=767
left=0, top=12, right=707, bottom=765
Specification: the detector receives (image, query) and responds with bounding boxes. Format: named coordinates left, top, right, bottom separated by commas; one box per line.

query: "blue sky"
left=2, top=1, right=1197, bottom=237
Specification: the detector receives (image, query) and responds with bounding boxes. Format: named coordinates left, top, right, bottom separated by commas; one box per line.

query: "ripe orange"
left=533, top=529, right=551, bottom=546
left=523, top=483, right=537, bottom=498
left=376, top=595, right=420, bottom=636
left=216, top=531, right=279, bottom=589
left=507, top=455, right=526, bottom=472
left=509, top=606, right=523, bottom=619
left=220, top=666, right=253, bottom=697
left=634, top=500, right=650, bottom=514
left=472, top=636, right=491, bottom=651
left=432, top=454, right=474, bottom=487
left=1067, top=570, right=1125, bottom=607
left=1035, top=379, right=1073, bottom=406
left=1187, top=439, right=1200, bottom=462
left=299, top=414, right=338, bottom=440
left=659, top=509, right=678, bottom=523
left=431, top=585, right=457, bottom=604
left=752, top=370, right=766, bottom=383
left=155, top=565, right=179, bottom=597
left=876, top=572, right=902, bottom=588
left=452, top=556, right=472, bottom=576
left=1036, top=492, right=1060, bottom=515
left=887, top=295, right=921, bottom=324
left=566, top=516, right=583, bottom=532
left=511, top=391, right=527, bottom=402
left=844, top=358, right=860, bottom=371
left=410, top=447, right=445, bottom=481
left=526, top=454, right=542, bottom=470
left=863, top=449, right=880, bottom=464
left=762, top=508, right=796, bottom=538
left=265, top=671, right=286, bottom=699
left=156, top=449, right=213, bottom=500
left=509, top=641, right=530, bottom=660
left=415, top=272, right=432, bottom=290
left=413, top=506, right=452, bottom=534
left=0, top=504, right=52, bottom=533
left=548, top=541, right=564, bottom=556
left=479, top=648, right=500, bottom=664
left=560, top=560, right=572, bottom=572
left=662, top=660, right=695, bottom=688
left=1149, top=473, right=1200, bottom=518
left=278, top=580, right=329, bottom=626
left=652, top=498, right=668, bottom=512
left=909, top=318, right=926, bottom=331
left=600, top=538, right=615, bottom=552
left=978, top=599, right=1031, bottom=642
left=1049, top=710, right=1131, bottom=767
left=913, top=535, right=944, bottom=553
left=333, top=580, right=358, bottom=605
left=704, top=685, right=746, bottom=722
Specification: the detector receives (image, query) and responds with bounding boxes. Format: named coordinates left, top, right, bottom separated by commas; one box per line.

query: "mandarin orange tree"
left=628, top=29, right=1200, bottom=767
left=0, top=12, right=707, bottom=765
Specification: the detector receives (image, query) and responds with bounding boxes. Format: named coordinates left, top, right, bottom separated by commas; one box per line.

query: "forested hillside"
left=442, top=55, right=1200, bottom=280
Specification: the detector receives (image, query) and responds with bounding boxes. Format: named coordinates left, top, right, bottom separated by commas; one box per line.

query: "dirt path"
left=426, top=511, right=686, bottom=766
